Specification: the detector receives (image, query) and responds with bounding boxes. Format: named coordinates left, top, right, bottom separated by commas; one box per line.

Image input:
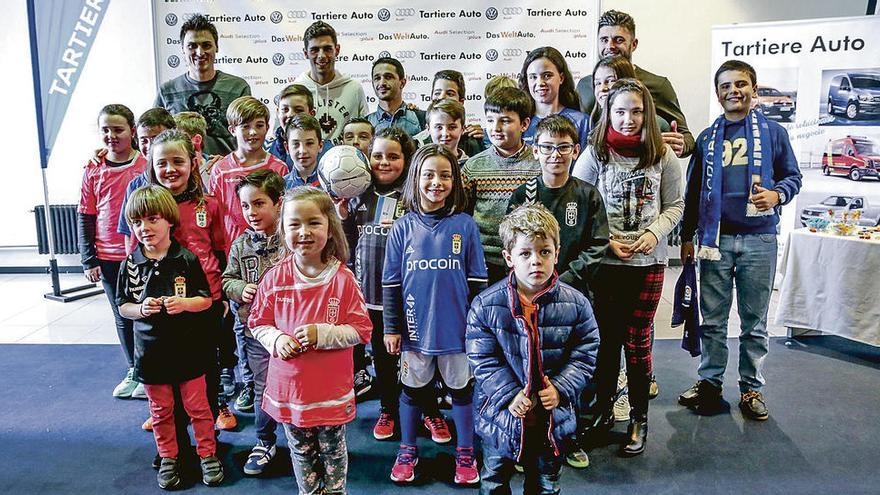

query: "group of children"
left=78, top=51, right=799, bottom=493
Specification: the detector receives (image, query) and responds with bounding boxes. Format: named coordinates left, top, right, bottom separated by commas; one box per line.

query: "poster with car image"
left=712, top=16, right=880, bottom=242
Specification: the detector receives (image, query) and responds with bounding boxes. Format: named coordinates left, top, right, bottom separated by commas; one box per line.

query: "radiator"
left=34, top=205, right=79, bottom=255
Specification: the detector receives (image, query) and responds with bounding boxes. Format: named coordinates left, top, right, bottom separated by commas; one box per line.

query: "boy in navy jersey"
left=678, top=60, right=801, bottom=420
left=467, top=203, right=599, bottom=494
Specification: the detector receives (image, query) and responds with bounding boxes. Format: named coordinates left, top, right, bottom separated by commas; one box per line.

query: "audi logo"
left=402, top=92, right=417, bottom=101
left=287, top=10, right=307, bottom=19
left=270, top=11, right=283, bottom=24
left=503, top=48, right=522, bottom=57
left=288, top=52, right=306, bottom=61
left=165, top=13, right=178, bottom=26
left=485, top=49, right=498, bottom=61
left=395, top=8, right=416, bottom=16
left=377, top=8, right=391, bottom=21
left=378, top=50, right=392, bottom=58
left=395, top=50, right=416, bottom=59
left=502, top=7, right=523, bottom=15
left=485, top=7, right=498, bottom=20
left=272, top=53, right=285, bottom=66
left=167, top=55, right=180, bottom=68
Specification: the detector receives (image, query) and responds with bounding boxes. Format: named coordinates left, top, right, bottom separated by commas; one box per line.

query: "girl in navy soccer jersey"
left=382, top=144, right=488, bottom=485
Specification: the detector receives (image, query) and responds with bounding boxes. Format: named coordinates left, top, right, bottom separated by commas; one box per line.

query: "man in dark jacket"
left=466, top=204, right=599, bottom=494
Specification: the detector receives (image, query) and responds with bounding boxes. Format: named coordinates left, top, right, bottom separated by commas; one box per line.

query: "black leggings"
left=98, top=259, right=134, bottom=368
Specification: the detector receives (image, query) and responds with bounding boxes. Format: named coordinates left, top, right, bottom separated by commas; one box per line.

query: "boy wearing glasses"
left=508, top=114, right=609, bottom=301
left=507, top=114, right=609, bottom=469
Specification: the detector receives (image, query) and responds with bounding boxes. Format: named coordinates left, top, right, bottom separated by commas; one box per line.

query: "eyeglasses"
left=535, top=143, right=576, bottom=156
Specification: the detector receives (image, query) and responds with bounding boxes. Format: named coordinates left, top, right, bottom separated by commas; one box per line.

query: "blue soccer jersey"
left=382, top=211, right=488, bottom=355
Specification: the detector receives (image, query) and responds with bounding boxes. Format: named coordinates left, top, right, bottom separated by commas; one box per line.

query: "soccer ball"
left=317, top=145, right=372, bottom=199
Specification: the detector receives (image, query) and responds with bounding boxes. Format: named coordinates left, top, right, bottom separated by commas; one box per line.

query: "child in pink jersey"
left=249, top=186, right=372, bottom=494
left=78, top=103, right=148, bottom=399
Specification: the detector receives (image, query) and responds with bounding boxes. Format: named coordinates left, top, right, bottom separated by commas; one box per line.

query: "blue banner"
left=29, top=0, right=110, bottom=167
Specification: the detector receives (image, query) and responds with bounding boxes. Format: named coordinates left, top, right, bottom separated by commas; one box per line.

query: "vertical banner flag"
left=31, top=0, right=109, bottom=166
left=152, top=1, right=600, bottom=125
left=711, top=16, right=880, bottom=236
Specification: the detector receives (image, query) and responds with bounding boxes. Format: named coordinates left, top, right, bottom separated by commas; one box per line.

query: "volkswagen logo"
left=167, top=55, right=180, bottom=68
left=502, top=7, right=523, bottom=15
left=395, top=8, right=416, bottom=16
left=502, top=48, right=522, bottom=57
left=378, top=50, right=392, bottom=58
left=270, top=11, right=283, bottom=24
left=394, top=50, right=416, bottom=59
left=485, top=7, right=498, bottom=20
left=377, top=8, right=391, bottom=21
left=165, top=13, right=178, bottom=26
left=485, top=49, right=498, bottom=61
left=288, top=52, right=306, bottom=62
left=287, top=10, right=307, bottom=19
left=272, top=53, right=285, bottom=66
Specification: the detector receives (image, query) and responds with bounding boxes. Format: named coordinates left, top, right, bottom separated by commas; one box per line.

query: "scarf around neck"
left=696, top=110, right=773, bottom=261
left=606, top=126, right=642, bottom=157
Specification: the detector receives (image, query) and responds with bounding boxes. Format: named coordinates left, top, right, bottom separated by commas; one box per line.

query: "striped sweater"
left=462, top=144, right=541, bottom=268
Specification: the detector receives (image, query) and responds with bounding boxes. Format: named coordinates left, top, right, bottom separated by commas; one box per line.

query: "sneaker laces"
left=396, top=446, right=417, bottom=465
left=425, top=416, right=447, bottom=432
left=455, top=448, right=475, bottom=467
left=376, top=412, right=393, bottom=427
left=125, top=367, right=135, bottom=381
left=741, top=390, right=764, bottom=404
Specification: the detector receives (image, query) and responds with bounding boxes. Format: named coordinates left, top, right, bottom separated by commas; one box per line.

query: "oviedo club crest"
left=452, top=233, right=462, bottom=254
left=565, top=202, right=578, bottom=227
left=327, top=297, right=340, bottom=324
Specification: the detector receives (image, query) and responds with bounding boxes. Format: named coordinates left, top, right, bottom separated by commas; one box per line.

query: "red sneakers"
left=215, top=405, right=237, bottom=431
left=373, top=411, right=396, bottom=440
left=390, top=444, right=418, bottom=483
left=423, top=415, right=452, bottom=444
left=454, top=447, right=480, bottom=485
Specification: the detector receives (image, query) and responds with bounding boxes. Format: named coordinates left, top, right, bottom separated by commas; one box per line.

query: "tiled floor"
left=0, top=268, right=788, bottom=345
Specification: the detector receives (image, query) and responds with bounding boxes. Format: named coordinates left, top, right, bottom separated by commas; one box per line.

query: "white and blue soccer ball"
left=317, top=145, right=372, bottom=199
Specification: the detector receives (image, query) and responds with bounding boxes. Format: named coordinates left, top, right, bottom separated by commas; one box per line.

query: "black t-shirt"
left=116, top=241, right=213, bottom=384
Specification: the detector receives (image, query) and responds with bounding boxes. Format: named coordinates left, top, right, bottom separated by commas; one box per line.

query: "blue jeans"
left=231, top=301, right=254, bottom=385
left=243, top=334, right=278, bottom=444
left=480, top=424, right=561, bottom=495
left=698, top=233, right=777, bottom=392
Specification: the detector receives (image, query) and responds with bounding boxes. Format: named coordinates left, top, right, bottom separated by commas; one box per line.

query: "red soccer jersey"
left=174, top=197, right=227, bottom=300
left=78, top=154, right=148, bottom=262
left=248, top=258, right=372, bottom=427
left=209, top=153, right=288, bottom=249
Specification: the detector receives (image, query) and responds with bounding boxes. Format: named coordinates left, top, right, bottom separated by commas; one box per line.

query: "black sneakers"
left=678, top=380, right=723, bottom=413
left=739, top=390, right=769, bottom=421
left=157, top=457, right=181, bottom=490
left=200, top=455, right=225, bottom=486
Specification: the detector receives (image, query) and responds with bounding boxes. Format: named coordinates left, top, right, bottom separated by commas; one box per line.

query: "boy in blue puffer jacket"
left=466, top=203, right=599, bottom=494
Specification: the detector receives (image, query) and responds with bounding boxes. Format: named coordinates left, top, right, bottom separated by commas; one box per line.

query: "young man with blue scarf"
left=678, top=60, right=801, bottom=420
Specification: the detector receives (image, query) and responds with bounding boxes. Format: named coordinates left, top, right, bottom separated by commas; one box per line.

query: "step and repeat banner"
left=711, top=16, right=880, bottom=233
left=152, top=1, right=600, bottom=124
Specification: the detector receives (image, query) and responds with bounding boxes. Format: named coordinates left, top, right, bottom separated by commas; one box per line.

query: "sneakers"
left=219, top=368, right=236, bottom=398
left=243, top=440, right=276, bottom=476
left=354, top=370, right=373, bottom=401
left=613, top=393, right=631, bottom=422
left=565, top=448, right=590, bottom=469
left=373, top=410, right=396, bottom=440
left=131, top=382, right=148, bottom=400
left=423, top=415, right=452, bottom=444
left=649, top=376, right=659, bottom=399
left=113, top=368, right=139, bottom=398
left=157, top=457, right=181, bottom=490
left=739, top=390, right=769, bottom=421
left=142, top=415, right=153, bottom=431
left=679, top=380, right=723, bottom=413
left=200, top=455, right=225, bottom=486
left=454, top=447, right=480, bottom=484
left=235, top=383, right=255, bottom=412
left=390, top=444, right=418, bottom=483
left=216, top=405, right=237, bottom=430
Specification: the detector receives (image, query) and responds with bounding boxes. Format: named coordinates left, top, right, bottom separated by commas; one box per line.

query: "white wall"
left=0, top=0, right=870, bottom=247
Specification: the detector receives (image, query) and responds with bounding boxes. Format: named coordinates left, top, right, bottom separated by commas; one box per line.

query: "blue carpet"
left=1, top=337, right=878, bottom=494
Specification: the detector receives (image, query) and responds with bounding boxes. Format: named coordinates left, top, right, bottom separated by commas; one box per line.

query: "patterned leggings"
left=593, top=264, right=664, bottom=420
left=283, top=423, right=348, bottom=494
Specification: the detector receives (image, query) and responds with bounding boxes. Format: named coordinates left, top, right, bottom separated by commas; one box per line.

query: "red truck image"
left=822, top=135, right=880, bottom=181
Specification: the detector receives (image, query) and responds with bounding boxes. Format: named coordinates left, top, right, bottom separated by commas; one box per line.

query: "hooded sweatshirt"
left=294, top=70, right=369, bottom=142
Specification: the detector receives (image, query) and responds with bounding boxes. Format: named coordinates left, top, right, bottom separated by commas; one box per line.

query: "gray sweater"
left=572, top=145, right=683, bottom=267
left=222, top=229, right=282, bottom=329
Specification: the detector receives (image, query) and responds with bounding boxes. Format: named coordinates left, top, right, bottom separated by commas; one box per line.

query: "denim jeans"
left=230, top=301, right=255, bottom=385
left=243, top=334, right=277, bottom=444
left=97, top=259, right=134, bottom=367
left=480, top=424, right=561, bottom=495
left=698, top=233, right=777, bottom=392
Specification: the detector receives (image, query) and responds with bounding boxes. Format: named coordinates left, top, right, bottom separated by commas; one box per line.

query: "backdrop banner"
left=152, top=1, right=599, bottom=125
left=711, top=16, right=880, bottom=233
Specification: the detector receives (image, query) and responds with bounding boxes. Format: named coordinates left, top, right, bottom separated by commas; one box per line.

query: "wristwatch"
left=775, top=189, right=786, bottom=205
